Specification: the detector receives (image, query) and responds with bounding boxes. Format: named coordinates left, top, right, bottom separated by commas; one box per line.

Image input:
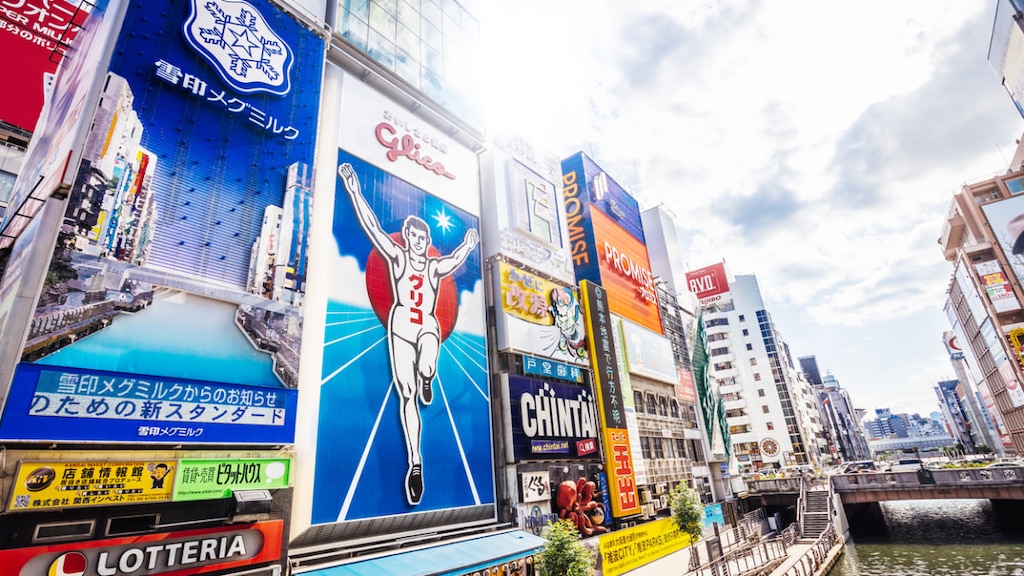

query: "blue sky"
left=479, top=1, right=1024, bottom=416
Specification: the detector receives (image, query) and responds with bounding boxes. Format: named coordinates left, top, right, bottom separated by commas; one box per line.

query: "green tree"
left=670, top=483, right=704, bottom=570
left=536, top=519, right=596, bottom=576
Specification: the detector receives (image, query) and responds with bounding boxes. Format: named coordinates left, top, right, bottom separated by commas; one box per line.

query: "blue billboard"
left=0, top=0, right=325, bottom=444
left=312, top=150, right=493, bottom=523
left=507, top=375, right=599, bottom=461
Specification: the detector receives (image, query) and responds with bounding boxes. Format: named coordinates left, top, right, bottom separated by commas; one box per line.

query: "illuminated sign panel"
left=685, top=262, right=730, bottom=304
left=309, top=66, right=491, bottom=537
left=561, top=152, right=661, bottom=334
left=0, top=520, right=283, bottom=576
left=597, top=518, right=691, bottom=576
left=975, top=260, right=1020, bottom=312
left=621, top=318, right=676, bottom=383
left=0, top=0, right=324, bottom=445
left=507, top=374, right=599, bottom=460
left=580, top=281, right=640, bottom=518
left=495, top=261, right=588, bottom=364
left=173, top=457, right=290, bottom=501
left=9, top=459, right=174, bottom=511
left=0, top=0, right=81, bottom=133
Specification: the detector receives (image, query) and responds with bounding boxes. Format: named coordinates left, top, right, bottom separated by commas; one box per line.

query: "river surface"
left=828, top=499, right=1024, bottom=576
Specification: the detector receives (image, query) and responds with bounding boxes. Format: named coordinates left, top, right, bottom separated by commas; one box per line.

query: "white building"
left=702, top=273, right=828, bottom=473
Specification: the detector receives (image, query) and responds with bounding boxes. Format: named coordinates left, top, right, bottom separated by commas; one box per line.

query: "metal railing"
left=775, top=523, right=839, bottom=576
left=688, top=524, right=800, bottom=576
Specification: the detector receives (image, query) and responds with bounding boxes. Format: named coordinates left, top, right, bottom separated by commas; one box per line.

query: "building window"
left=746, top=343, right=753, bottom=351
left=634, top=391, right=644, bottom=413
left=653, top=438, right=665, bottom=459
left=706, top=317, right=729, bottom=327
left=710, top=347, right=730, bottom=357
left=641, top=436, right=652, bottom=459
left=676, top=438, right=688, bottom=459
left=762, top=405, right=770, bottom=413
left=757, top=389, right=765, bottom=397
left=754, top=373, right=762, bottom=381
left=750, top=358, right=757, bottom=365
left=646, top=394, right=658, bottom=414
left=713, top=362, right=733, bottom=371
left=670, top=399, right=680, bottom=418
left=742, top=329, right=749, bottom=336
left=658, top=396, right=668, bottom=416
left=767, top=422, right=774, bottom=430
left=738, top=315, right=745, bottom=321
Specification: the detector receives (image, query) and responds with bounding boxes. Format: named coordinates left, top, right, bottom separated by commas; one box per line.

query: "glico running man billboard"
left=0, top=0, right=326, bottom=445
left=310, top=73, right=492, bottom=531
left=561, top=152, right=661, bottom=334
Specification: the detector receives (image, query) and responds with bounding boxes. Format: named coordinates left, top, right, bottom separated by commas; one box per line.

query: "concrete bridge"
left=830, top=466, right=1024, bottom=503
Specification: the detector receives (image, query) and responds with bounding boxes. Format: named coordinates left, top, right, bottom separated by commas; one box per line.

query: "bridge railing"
left=831, top=466, right=1023, bottom=492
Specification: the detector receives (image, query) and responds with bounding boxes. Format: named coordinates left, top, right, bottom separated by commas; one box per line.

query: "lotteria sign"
left=0, top=520, right=283, bottom=576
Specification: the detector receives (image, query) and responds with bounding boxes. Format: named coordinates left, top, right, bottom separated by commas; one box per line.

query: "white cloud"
left=454, top=279, right=485, bottom=337
left=324, top=251, right=371, bottom=308
left=479, top=1, right=1024, bottom=415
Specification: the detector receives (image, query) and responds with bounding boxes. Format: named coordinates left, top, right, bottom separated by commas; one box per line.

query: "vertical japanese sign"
left=0, top=0, right=325, bottom=444
left=0, top=0, right=82, bottom=132
left=580, top=280, right=640, bottom=518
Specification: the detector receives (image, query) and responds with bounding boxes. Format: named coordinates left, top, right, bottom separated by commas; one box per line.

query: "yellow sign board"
left=8, top=460, right=175, bottom=511
left=598, top=518, right=692, bottom=576
left=499, top=261, right=556, bottom=324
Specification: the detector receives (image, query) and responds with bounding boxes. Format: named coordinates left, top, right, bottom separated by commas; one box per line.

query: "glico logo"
left=375, top=122, right=456, bottom=179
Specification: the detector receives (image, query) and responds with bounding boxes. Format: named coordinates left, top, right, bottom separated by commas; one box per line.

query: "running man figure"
left=339, top=162, right=479, bottom=506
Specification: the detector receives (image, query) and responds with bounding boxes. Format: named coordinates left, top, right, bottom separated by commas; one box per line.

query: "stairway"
left=800, top=489, right=832, bottom=539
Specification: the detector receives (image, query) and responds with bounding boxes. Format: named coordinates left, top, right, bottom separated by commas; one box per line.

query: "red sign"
left=375, top=121, right=456, bottom=179
left=0, top=0, right=82, bottom=132
left=577, top=438, right=598, bottom=456
left=676, top=368, right=697, bottom=404
left=0, top=520, right=283, bottom=576
left=685, top=263, right=729, bottom=303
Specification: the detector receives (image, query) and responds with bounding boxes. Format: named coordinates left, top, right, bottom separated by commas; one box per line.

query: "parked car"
left=841, top=461, right=877, bottom=474
left=884, top=458, right=924, bottom=472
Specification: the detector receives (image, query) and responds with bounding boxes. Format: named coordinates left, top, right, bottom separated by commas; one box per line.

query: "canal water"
left=828, top=499, right=1024, bottom=575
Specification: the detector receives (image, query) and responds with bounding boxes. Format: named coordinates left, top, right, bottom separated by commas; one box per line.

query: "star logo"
left=432, top=208, right=453, bottom=234
left=183, top=0, right=294, bottom=95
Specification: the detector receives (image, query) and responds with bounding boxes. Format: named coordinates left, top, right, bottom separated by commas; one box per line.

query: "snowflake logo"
left=183, top=0, right=294, bottom=95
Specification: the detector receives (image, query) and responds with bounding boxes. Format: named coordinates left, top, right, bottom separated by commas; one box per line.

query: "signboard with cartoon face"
left=494, top=261, right=588, bottom=364
left=0, top=0, right=325, bottom=445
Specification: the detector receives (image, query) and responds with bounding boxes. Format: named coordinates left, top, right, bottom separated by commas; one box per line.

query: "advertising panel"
left=621, top=318, right=676, bottom=383
left=495, top=261, right=588, bottom=364
left=0, top=0, right=326, bottom=445
left=676, top=368, right=697, bottom=404
left=975, top=260, right=1020, bottom=312
left=312, top=121, right=492, bottom=528
left=983, top=196, right=1024, bottom=298
left=0, top=519, right=283, bottom=576
left=685, top=262, right=730, bottom=305
left=580, top=281, right=640, bottom=518
left=507, top=374, right=599, bottom=461
left=8, top=459, right=175, bottom=511
left=597, top=517, right=691, bottom=576
left=0, top=0, right=119, bottom=246
left=977, top=380, right=1015, bottom=448
left=0, top=0, right=82, bottom=132
left=703, top=502, right=725, bottom=533
left=561, top=152, right=661, bottom=334
left=592, top=208, right=661, bottom=334
left=523, top=355, right=583, bottom=383
left=173, top=457, right=290, bottom=501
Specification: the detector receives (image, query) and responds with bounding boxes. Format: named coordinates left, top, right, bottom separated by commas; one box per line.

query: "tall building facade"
left=697, top=272, right=827, bottom=472
left=939, top=169, right=1024, bottom=455
left=799, top=356, right=871, bottom=463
